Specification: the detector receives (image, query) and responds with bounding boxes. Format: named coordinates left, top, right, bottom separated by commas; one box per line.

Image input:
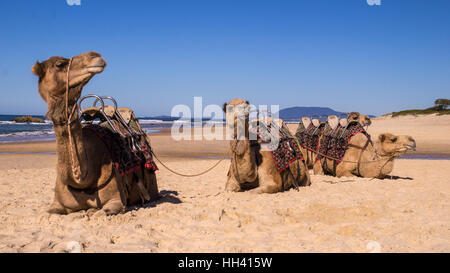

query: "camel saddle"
left=249, top=118, right=304, bottom=173
left=80, top=104, right=158, bottom=176
left=295, top=115, right=370, bottom=164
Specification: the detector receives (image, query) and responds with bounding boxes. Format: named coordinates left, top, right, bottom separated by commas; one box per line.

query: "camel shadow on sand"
left=321, top=175, right=414, bottom=184
left=385, top=175, right=414, bottom=180
left=126, top=190, right=182, bottom=212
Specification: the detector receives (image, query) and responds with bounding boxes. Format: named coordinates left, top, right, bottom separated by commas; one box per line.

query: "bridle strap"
left=65, top=57, right=88, bottom=184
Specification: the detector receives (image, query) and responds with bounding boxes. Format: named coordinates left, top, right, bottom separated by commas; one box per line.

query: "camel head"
left=31, top=51, right=106, bottom=123
left=376, top=133, right=416, bottom=157
left=223, top=98, right=250, bottom=140
left=347, top=112, right=371, bottom=127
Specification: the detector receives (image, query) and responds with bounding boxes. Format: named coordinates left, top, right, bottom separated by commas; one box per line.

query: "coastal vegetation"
left=389, top=98, right=450, bottom=117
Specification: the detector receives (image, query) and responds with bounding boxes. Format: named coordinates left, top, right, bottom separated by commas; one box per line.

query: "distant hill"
left=277, top=107, right=347, bottom=121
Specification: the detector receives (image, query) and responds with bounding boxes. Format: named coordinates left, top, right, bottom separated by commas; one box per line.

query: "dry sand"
left=0, top=114, right=449, bottom=252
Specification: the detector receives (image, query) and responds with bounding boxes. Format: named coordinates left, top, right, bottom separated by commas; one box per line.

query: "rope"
left=151, top=151, right=226, bottom=177
left=65, top=57, right=88, bottom=184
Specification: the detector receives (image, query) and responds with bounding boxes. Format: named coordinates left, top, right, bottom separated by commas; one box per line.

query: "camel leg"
left=300, top=163, right=311, bottom=186
left=313, top=160, right=324, bottom=175
left=48, top=198, right=68, bottom=214
left=225, top=171, right=241, bottom=192
left=335, top=163, right=357, bottom=178
left=143, top=169, right=160, bottom=201
left=249, top=168, right=281, bottom=194
left=92, top=198, right=124, bottom=217
left=48, top=179, right=88, bottom=214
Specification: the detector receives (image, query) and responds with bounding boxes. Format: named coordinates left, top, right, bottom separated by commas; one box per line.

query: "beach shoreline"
left=0, top=114, right=449, bottom=252
left=2, top=114, right=450, bottom=156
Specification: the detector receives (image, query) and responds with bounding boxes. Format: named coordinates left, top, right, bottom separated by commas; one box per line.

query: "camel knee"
left=251, top=183, right=281, bottom=194
left=48, top=200, right=68, bottom=215
left=313, top=161, right=324, bottom=175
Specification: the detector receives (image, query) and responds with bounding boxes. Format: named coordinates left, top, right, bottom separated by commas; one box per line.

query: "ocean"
left=0, top=114, right=177, bottom=143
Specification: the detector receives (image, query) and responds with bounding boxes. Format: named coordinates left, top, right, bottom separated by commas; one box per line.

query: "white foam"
left=138, top=119, right=173, bottom=124
left=0, top=120, right=52, bottom=125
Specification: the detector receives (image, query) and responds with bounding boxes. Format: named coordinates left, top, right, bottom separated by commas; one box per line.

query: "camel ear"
left=31, top=61, right=44, bottom=77
left=222, top=103, right=228, bottom=113
left=379, top=134, right=386, bottom=142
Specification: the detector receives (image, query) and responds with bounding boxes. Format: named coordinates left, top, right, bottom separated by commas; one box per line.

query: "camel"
left=31, top=51, right=159, bottom=215
left=348, top=112, right=371, bottom=127
left=313, top=131, right=416, bottom=178
left=223, top=98, right=310, bottom=193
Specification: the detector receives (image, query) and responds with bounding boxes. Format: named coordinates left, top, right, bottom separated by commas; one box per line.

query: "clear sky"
left=0, top=0, right=449, bottom=116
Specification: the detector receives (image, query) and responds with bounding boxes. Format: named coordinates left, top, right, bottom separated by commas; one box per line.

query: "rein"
left=65, top=58, right=89, bottom=185
left=151, top=151, right=226, bottom=177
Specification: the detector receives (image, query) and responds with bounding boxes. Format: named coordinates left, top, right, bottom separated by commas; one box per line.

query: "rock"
left=11, top=116, right=45, bottom=123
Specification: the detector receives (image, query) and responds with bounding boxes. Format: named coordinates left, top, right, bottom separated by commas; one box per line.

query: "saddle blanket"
left=270, top=138, right=304, bottom=173
left=316, top=123, right=370, bottom=164
left=83, top=124, right=158, bottom=176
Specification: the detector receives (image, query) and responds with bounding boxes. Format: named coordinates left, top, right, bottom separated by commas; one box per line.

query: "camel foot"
left=99, top=200, right=124, bottom=216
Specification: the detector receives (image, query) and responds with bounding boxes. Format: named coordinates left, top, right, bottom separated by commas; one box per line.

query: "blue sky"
left=0, top=0, right=449, bottom=116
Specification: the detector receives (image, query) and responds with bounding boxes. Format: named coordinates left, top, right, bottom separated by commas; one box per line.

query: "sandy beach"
left=0, top=114, right=449, bottom=252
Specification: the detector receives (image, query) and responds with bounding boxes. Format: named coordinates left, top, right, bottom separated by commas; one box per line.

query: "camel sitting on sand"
left=307, top=119, right=416, bottom=176
left=223, top=98, right=310, bottom=193
left=31, top=51, right=159, bottom=215
left=295, top=112, right=415, bottom=178
left=313, top=131, right=416, bottom=178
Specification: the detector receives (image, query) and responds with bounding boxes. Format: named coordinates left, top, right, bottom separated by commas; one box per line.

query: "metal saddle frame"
left=78, top=95, right=145, bottom=154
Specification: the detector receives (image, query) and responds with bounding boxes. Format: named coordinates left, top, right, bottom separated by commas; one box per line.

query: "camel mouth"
left=404, top=144, right=416, bottom=151
left=86, top=57, right=106, bottom=73
left=87, top=66, right=105, bottom=73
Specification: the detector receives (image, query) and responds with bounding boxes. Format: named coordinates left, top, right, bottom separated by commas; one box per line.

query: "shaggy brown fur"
left=32, top=52, right=158, bottom=215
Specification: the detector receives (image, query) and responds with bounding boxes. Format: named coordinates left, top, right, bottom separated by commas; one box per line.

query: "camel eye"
left=55, top=61, right=67, bottom=68
left=391, top=137, right=398, bottom=142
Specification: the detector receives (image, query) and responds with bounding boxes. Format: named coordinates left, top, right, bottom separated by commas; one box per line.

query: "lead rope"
left=151, top=151, right=225, bottom=177
left=65, top=58, right=88, bottom=184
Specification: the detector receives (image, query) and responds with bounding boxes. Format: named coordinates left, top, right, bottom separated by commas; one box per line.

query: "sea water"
left=0, top=115, right=177, bottom=143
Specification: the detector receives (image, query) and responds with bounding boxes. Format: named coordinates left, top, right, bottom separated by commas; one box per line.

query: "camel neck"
left=358, top=139, right=395, bottom=178
left=53, top=118, right=91, bottom=188
left=230, top=139, right=258, bottom=183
